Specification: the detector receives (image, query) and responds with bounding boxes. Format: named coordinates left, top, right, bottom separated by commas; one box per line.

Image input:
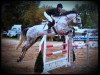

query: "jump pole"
left=39, top=35, right=72, bottom=74
left=72, top=31, right=90, bottom=65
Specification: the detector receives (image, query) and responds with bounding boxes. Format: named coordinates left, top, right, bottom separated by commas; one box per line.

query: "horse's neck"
left=54, top=16, right=67, bottom=27
left=54, top=16, right=66, bottom=22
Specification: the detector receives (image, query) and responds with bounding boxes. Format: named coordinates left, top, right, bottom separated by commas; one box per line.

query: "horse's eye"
left=77, top=18, right=80, bottom=21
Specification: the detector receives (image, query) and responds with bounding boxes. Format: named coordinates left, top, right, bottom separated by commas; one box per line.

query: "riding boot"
left=48, top=22, right=52, bottom=33
left=48, top=20, right=55, bottom=33
left=48, top=26, right=51, bottom=33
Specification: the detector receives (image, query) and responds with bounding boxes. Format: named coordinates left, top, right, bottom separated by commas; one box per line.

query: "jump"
left=16, top=11, right=82, bottom=62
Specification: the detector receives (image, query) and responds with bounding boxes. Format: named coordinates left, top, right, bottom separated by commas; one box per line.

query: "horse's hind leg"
left=17, top=40, right=31, bottom=62
left=17, top=36, right=41, bottom=62
left=17, top=44, right=28, bottom=62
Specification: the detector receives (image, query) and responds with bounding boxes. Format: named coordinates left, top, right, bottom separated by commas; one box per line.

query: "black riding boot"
left=47, top=20, right=55, bottom=33
left=48, top=26, right=51, bottom=33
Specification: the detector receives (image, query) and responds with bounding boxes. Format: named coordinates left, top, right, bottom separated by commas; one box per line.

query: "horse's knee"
left=22, top=42, right=32, bottom=52
left=22, top=45, right=28, bottom=52
left=22, top=37, right=35, bottom=52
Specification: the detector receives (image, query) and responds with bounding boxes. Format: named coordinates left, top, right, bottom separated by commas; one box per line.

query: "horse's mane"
left=61, top=11, right=78, bottom=16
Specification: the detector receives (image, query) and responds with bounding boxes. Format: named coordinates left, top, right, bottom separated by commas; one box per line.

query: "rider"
left=44, top=3, right=63, bottom=33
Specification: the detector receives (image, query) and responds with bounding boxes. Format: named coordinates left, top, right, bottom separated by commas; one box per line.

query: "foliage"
left=1, top=1, right=57, bottom=31
left=2, top=1, right=98, bottom=32
left=72, top=3, right=98, bottom=28
left=1, top=1, right=41, bottom=31
left=20, top=2, right=38, bottom=27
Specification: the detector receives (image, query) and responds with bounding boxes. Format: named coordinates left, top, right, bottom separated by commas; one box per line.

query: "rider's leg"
left=48, top=20, right=55, bottom=33
left=44, top=12, right=53, bottom=22
left=44, top=12, right=55, bottom=33
left=48, top=22, right=52, bottom=33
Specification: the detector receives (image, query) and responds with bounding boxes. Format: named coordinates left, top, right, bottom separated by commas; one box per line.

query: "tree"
left=17, top=1, right=41, bottom=28
left=1, top=1, right=41, bottom=31
left=72, top=3, right=98, bottom=28
left=1, top=1, right=20, bottom=31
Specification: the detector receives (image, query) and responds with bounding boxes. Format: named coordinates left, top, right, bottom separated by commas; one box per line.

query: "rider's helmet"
left=57, top=3, right=63, bottom=8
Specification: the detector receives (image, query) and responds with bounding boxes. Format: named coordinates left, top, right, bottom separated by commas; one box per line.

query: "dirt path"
left=1, top=39, right=98, bottom=74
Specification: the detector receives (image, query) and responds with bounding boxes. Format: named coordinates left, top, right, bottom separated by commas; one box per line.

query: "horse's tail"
left=15, top=27, right=29, bottom=50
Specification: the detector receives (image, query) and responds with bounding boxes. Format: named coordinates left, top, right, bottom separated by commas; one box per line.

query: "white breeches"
left=44, top=12, right=53, bottom=22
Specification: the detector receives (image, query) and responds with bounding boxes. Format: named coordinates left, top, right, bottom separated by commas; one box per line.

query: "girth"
left=52, top=26, right=58, bottom=35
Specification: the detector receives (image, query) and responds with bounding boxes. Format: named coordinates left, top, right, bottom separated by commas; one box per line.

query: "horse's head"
left=65, top=11, right=82, bottom=28
left=53, top=11, right=82, bottom=29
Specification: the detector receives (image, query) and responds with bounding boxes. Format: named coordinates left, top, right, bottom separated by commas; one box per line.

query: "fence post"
left=86, top=30, right=90, bottom=65
left=69, top=32, right=74, bottom=67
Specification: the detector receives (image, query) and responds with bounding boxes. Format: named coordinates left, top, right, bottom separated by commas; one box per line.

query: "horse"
left=16, top=11, right=82, bottom=62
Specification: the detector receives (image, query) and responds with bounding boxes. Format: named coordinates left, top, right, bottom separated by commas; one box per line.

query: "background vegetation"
left=1, top=1, right=98, bottom=32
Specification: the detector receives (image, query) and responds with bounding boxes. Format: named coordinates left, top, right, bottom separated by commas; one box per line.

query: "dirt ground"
left=1, top=39, right=98, bottom=74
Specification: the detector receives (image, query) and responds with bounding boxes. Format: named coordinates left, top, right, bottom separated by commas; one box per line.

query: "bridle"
left=66, top=13, right=82, bottom=28
left=75, top=13, right=82, bottom=28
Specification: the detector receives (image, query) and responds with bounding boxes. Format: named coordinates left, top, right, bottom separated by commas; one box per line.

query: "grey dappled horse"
left=16, top=11, right=82, bottom=62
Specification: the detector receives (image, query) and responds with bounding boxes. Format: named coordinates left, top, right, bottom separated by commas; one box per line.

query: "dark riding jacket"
left=46, top=8, right=61, bottom=16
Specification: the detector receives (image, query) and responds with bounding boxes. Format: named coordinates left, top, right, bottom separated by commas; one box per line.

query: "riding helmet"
left=57, top=3, right=63, bottom=8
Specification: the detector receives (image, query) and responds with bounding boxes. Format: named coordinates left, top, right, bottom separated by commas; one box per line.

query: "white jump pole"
left=40, top=35, right=71, bottom=74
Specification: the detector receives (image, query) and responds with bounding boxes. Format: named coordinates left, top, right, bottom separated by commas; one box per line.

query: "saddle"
left=42, top=20, right=58, bottom=34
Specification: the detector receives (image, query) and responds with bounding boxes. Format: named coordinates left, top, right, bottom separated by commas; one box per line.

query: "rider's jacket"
left=46, top=8, right=61, bottom=16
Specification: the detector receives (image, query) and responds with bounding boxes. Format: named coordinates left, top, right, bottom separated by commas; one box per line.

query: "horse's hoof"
left=17, top=59, right=21, bottom=62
